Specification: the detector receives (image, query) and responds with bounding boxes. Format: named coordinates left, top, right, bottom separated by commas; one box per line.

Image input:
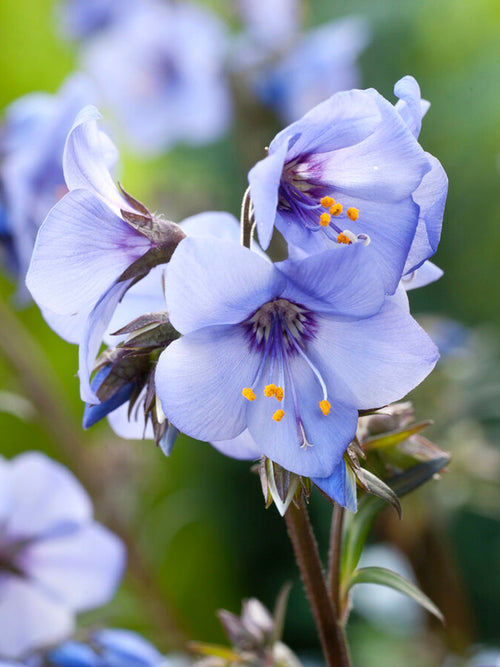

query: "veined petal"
left=63, top=105, right=128, bottom=214
left=316, top=90, right=430, bottom=202
left=404, top=153, right=448, bottom=274
left=211, top=429, right=262, bottom=461
left=79, top=280, right=132, bottom=403
left=5, top=452, right=91, bottom=541
left=21, top=523, right=125, bottom=612
left=0, top=574, right=74, bottom=660
left=312, top=458, right=357, bottom=512
left=247, top=353, right=357, bottom=478
left=277, top=243, right=385, bottom=317
left=165, top=237, right=285, bottom=334
left=26, top=189, right=151, bottom=316
left=156, top=325, right=261, bottom=442
left=309, top=303, right=439, bottom=409
left=248, top=139, right=290, bottom=249
left=394, top=75, right=428, bottom=139
left=401, top=261, right=443, bottom=291
left=270, top=88, right=380, bottom=159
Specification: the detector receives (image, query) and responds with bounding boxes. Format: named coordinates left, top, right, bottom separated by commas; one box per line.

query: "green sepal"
left=188, top=641, right=243, bottom=662
left=348, top=566, right=444, bottom=623
left=363, top=420, right=433, bottom=452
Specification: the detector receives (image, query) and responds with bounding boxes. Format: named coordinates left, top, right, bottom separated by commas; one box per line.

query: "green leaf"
left=363, top=421, right=433, bottom=452
left=341, top=456, right=450, bottom=580
left=349, top=566, right=444, bottom=623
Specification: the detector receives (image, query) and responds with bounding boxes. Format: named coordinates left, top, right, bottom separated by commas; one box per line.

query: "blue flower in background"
left=236, top=0, right=300, bottom=50
left=0, top=452, right=125, bottom=661
left=80, top=1, right=232, bottom=155
left=55, top=0, right=138, bottom=41
left=248, top=78, right=446, bottom=295
left=0, top=75, right=95, bottom=297
left=156, top=236, right=438, bottom=481
left=251, top=17, right=371, bottom=124
left=47, top=629, right=168, bottom=666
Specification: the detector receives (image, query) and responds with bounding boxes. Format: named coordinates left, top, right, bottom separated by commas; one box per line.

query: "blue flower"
left=0, top=75, right=95, bottom=296
left=156, top=237, right=438, bottom=480
left=248, top=78, right=445, bottom=295
left=47, top=628, right=166, bottom=666
left=80, top=1, right=232, bottom=155
left=0, top=452, right=125, bottom=660
left=250, top=17, right=370, bottom=124
left=236, top=0, right=300, bottom=50
left=55, top=0, right=138, bottom=41
left=26, top=105, right=184, bottom=402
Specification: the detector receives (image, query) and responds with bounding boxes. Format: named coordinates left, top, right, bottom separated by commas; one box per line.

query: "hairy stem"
left=285, top=497, right=351, bottom=667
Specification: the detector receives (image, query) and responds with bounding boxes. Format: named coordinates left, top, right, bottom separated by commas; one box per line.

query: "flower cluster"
left=26, top=75, right=447, bottom=512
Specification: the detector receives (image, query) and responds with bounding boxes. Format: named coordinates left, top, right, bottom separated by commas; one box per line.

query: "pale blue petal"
left=83, top=367, right=134, bottom=429
left=48, top=640, right=99, bottom=667
left=309, top=303, right=439, bottom=409
left=277, top=243, right=385, bottom=317
left=211, top=429, right=262, bottom=461
left=316, top=90, right=430, bottom=202
left=106, top=396, right=154, bottom=440
left=248, top=139, right=290, bottom=249
left=401, top=261, right=443, bottom=291
left=404, top=153, right=447, bottom=274
left=246, top=352, right=358, bottom=477
left=94, top=628, right=164, bottom=666
left=5, top=452, right=91, bottom=541
left=312, top=459, right=357, bottom=512
left=393, top=75, right=427, bottom=138
left=165, top=238, right=284, bottom=334
left=63, top=105, right=127, bottom=214
left=179, top=210, right=240, bottom=241
left=156, top=325, right=261, bottom=442
left=0, top=574, right=74, bottom=661
left=79, top=280, right=132, bottom=403
left=26, top=189, right=150, bottom=316
left=22, top=522, right=126, bottom=612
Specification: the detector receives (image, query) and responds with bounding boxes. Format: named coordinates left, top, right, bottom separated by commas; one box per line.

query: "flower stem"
left=284, top=497, right=351, bottom=667
left=240, top=186, right=255, bottom=249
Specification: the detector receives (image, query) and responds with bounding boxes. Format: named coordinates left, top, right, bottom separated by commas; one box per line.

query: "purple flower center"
left=0, top=534, right=26, bottom=577
left=241, top=299, right=331, bottom=438
left=278, top=158, right=366, bottom=244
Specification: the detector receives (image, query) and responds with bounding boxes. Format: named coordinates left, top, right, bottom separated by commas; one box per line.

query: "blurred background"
left=0, top=0, right=499, bottom=665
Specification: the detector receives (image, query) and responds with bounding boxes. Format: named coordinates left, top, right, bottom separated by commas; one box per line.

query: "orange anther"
left=347, top=207, right=359, bottom=221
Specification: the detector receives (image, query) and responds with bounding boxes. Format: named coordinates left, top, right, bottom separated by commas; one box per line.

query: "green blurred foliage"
left=1, top=0, right=500, bottom=665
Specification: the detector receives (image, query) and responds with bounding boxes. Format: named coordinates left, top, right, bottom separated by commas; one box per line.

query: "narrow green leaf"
left=341, top=456, right=450, bottom=580
left=363, top=421, right=433, bottom=452
left=349, top=566, right=444, bottom=623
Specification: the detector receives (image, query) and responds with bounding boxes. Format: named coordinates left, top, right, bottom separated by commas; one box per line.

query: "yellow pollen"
left=273, top=409, right=285, bottom=422
left=264, top=384, right=276, bottom=397
left=319, top=212, right=331, bottom=227
left=320, top=196, right=335, bottom=208
left=337, top=233, right=351, bottom=245
left=275, top=386, right=284, bottom=402
left=347, top=207, right=359, bottom=221
left=319, top=400, right=331, bottom=416
left=242, top=387, right=256, bottom=401
left=330, top=203, right=343, bottom=216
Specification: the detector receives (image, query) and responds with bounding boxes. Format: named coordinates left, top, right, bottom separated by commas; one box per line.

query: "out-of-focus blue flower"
left=236, top=0, right=300, bottom=50
left=80, top=1, right=232, bottom=155
left=0, top=75, right=95, bottom=297
left=248, top=77, right=447, bottom=295
left=26, top=105, right=183, bottom=403
left=55, top=0, right=137, bottom=41
left=0, top=452, right=125, bottom=661
left=47, top=628, right=167, bottom=666
left=156, top=236, right=438, bottom=483
left=251, top=17, right=370, bottom=124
